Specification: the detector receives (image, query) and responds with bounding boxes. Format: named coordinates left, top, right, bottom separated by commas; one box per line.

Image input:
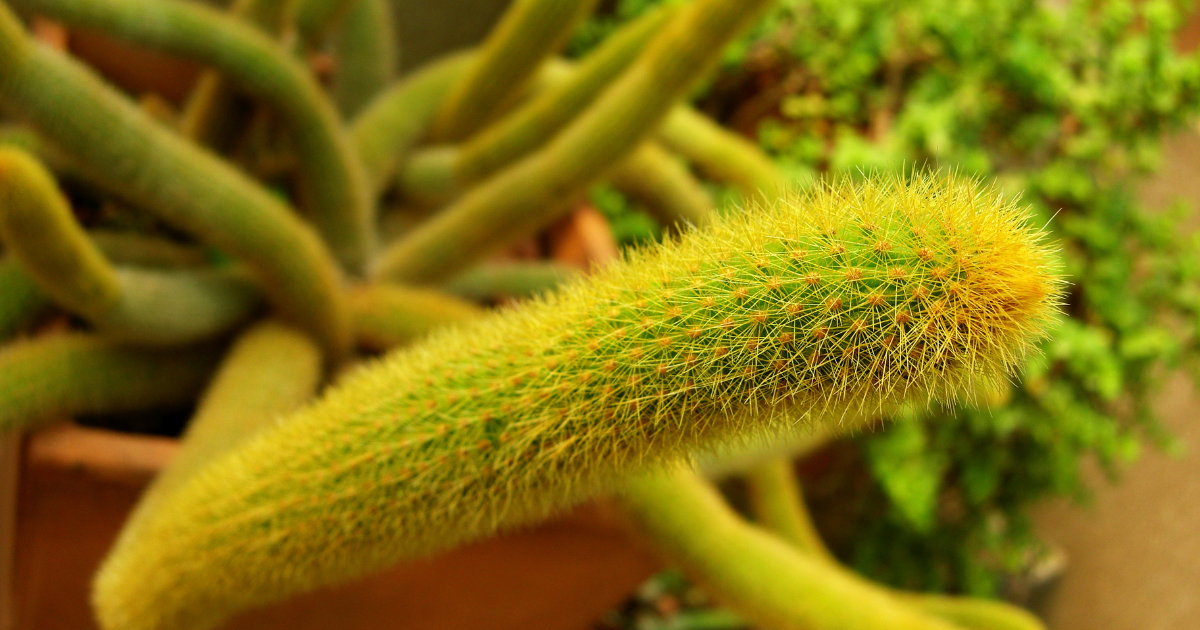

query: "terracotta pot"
left=0, top=424, right=660, bottom=630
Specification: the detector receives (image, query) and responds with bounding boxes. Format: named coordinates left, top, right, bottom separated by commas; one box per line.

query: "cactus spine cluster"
left=93, top=174, right=1060, bottom=630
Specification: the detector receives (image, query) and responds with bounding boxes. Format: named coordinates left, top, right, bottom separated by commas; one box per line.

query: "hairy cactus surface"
left=93, top=174, right=1060, bottom=630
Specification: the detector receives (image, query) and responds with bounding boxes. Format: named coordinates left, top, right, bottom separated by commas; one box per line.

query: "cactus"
left=373, top=0, right=775, bottom=283
left=9, top=0, right=376, bottom=272
left=743, top=458, right=1045, bottom=630
left=348, top=282, right=482, bottom=351
left=350, top=50, right=475, bottom=193
left=0, top=147, right=261, bottom=344
left=0, top=255, right=49, bottom=339
left=332, top=0, right=398, bottom=119
left=88, top=231, right=208, bottom=269
left=0, top=3, right=351, bottom=358
left=429, top=0, right=601, bottom=142
left=401, top=4, right=677, bottom=202
left=607, top=142, right=716, bottom=228
left=91, top=174, right=1059, bottom=630
left=445, top=260, right=581, bottom=301
left=0, top=333, right=223, bottom=433
left=658, top=107, right=785, bottom=200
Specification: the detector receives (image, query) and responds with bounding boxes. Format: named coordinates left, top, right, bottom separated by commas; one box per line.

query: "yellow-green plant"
left=94, top=175, right=1059, bottom=630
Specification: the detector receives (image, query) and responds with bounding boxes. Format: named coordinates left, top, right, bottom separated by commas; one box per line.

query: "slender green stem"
left=374, top=0, right=776, bottom=283
left=658, top=107, right=784, bottom=199
left=332, top=0, right=397, bottom=119
left=11, top=0, right=376, bottom=272
left=621, top=468, right=965, bottom=630
left=348, top=282, right=482, bottom=351
left=0, top=6, right=351, bottom=358
left=0, top=255, right=49, bottom=340
left=430, top=0, right=601, bottom=142
left=350, top=50, right=475, bottom=194
left=292, top=0, right=357, bottom=45
left=89, top=231, right=209, bottom=269
left=0, top=333, right=223, bottom=433
left=744, top=457, right=1047, bottom=630
left=607, top=142, right=715, bottom=228
left=444, top=260, right=580, bottom=301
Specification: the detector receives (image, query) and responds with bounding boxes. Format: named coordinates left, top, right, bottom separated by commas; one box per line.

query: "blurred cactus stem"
left=0, top=255, right=49, bottom=339
left=429, top=0, right=601, bottom=142
left=401, top=4, right=678, bottom=201
left=744, top=458, right=1046, bottom=630
left=0, top=334, right=222, bottom=433
left=88, top=231, right=209, bottom=269
left=621, top=468, right=966, bottom=630
left=607, top=142, right=715, bottom=228
left=659, top=107, right=784, bottom=199
left=0, top=3, right=351, bottom=358
left=374, top=0, right=775, bottom=284
left=0, top=147, right=261, bottom=344
left=9, top=0, right=376, bottom=272
left=351, top=50, right=475, bottom=194
left=444, top=260, right=581, bottom=301
left=118, top=321, right=322, bottom=527
left=348, top=282, right=482, bottom=351
left=291, top=0, right=357, bottom=45
left=332, top=0, right=398, bottom=119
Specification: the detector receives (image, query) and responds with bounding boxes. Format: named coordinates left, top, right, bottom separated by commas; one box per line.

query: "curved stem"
left=332, top=0, right=397, bottom=119
left=607, top=142, right=715, bottom=229
left=0, top=333, right=223, bottom=434
left=0, top=255, right=49, bottom=340
left=0, top=6, right=351, bottom=358
left=348, top=282, right=481, bottom=351
left=374, top=0, right=775, bottom=283
left=429, top=0, right=601, bottom=142
left=659, top=107, right=784, bottom=200
left=11, top=0, right=376, bottom=272
left=444, top=260, right=580, bottom=301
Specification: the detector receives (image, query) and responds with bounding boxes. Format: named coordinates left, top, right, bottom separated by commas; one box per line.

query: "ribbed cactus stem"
left=350, top=50, right=475, bottom=194
left=332, top=0, right=397, bottom=119
left=744, top=457, right=1046, bottom=630
left=348, top=282, right=482, bottom=351
left=607, top=142, right=716, bottom=228
left=373, top=0, right=775, bottom=283
left=658, top=107, right=784, bottom=199
left=0, top=147, right=261, bottom=344
left=0, top=4, right=351, bottom=358
left=92, top=175, right=1060, bottom=630
left=9, top=0, right=375, bottom=272
left=404, top=4, right=677, bottom=201
left=0, top=146, right=122, bottom=320
left=445, top=260, right=581, bottom=301
left=620, top=468, right=965, bottom=630
left=0, top=334, right=222, bottom=433
left=0, top=255, right=49, bottom=339
left=430, top=0, right=601, bottom=142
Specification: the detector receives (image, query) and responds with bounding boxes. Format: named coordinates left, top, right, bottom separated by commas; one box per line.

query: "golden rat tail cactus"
left=93, top=173, right=1061, bottom=630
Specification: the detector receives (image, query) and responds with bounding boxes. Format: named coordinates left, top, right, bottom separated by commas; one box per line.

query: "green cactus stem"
left=124, top=321, right=323, bottom=523
left=0, top=4, right=351, bottom=358
left=0, top=147, right=261, bottom=344
left=373, top=0, right=775, bottom=284
left=179, top=0, right=290, bottom=150
left=350, top=50, right=475, bottom=194
left=621, top=468, right=964, bottom=630
left=401, top=4, right=676, bottom=203
left=607, top=142, right=715, bottom=228
left=658, top=107, right=784, bottom=200
left=332, top=0, right=397, bottom=119
left=445, top=260, right=581, bottom=301
left=348, top=282, right=481, bottom=351
left=0, top=255, right=49, bottom=339
left=92, top=175, right=1059, bottom=630
left=9, top=0, right=376, bottom=272
left=89, top=231, right=209, bottom=269
left=291, top=0, right=357, bottom=45
left=0, top=334, right=223, bottom=433
left=429, top=0, right=601, bottom=142
left=744, top=458, right=1046, bottom=630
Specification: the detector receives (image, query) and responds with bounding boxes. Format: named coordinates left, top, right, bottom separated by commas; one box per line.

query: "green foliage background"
left=578, top=0, right=1200, bottom=596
